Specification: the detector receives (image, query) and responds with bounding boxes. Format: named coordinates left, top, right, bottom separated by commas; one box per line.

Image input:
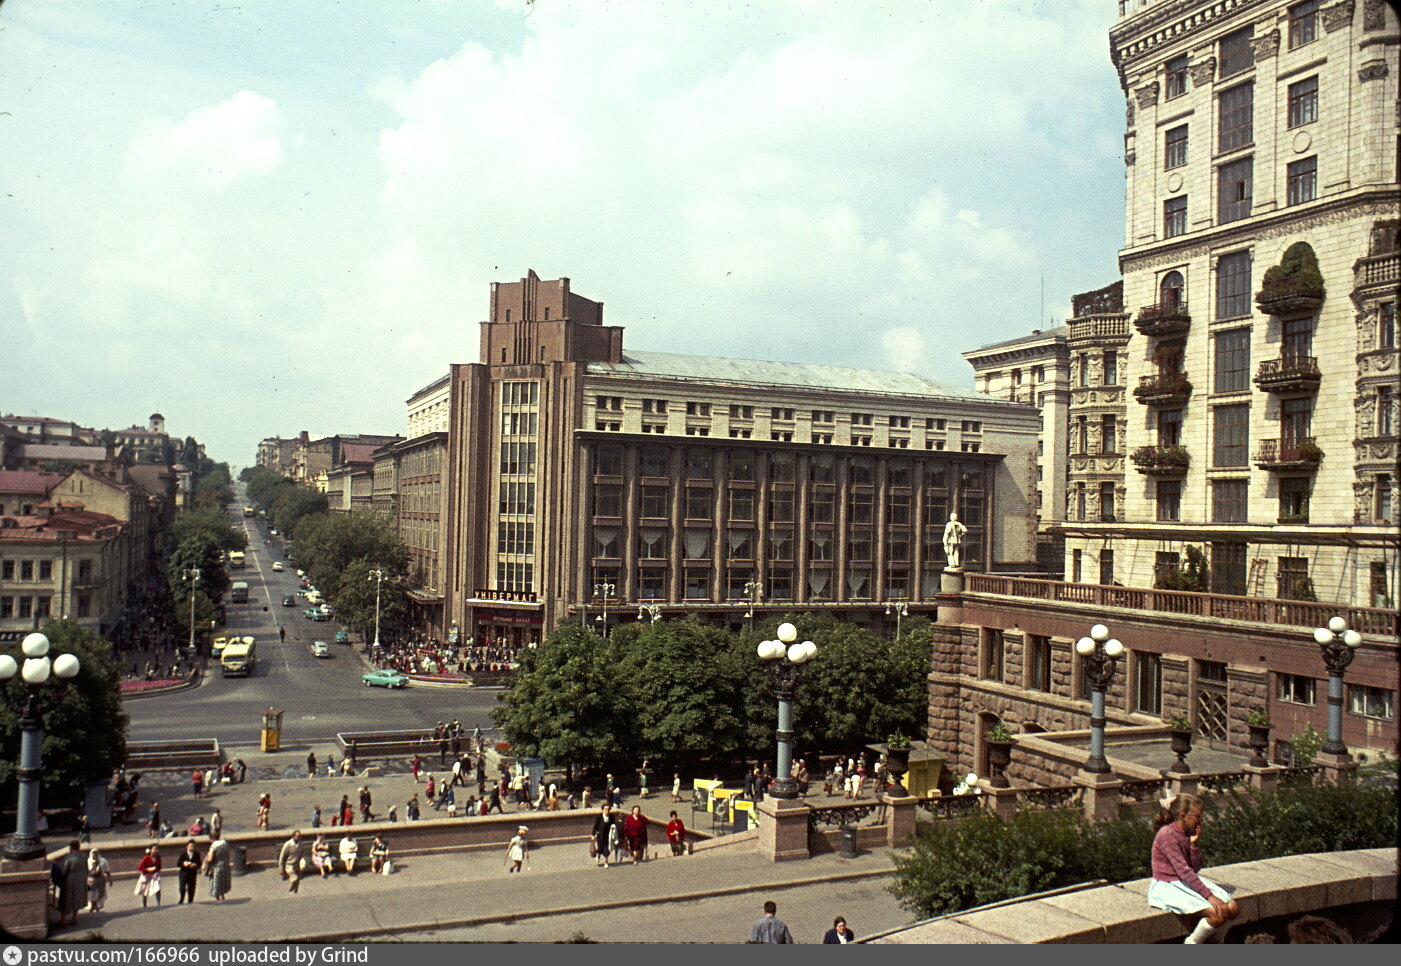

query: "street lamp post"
left=884, top=601, right=909, bottom=639
left=1, top=632, right=81, bottom=861
left=185, top=566, right=201, bottom=656
left=638, top=605, right=662, bottom=624
left=369, top=568, right=387, bottom=649
left=1074, top=623, right=1125, bottom=774
left=1312, top=616, right=1363, bottom=756
left=593, top=582, right=615, bottom=638
left=743, top=579, right=761, bottom=632
left=756, top=622, right=817, bottom=800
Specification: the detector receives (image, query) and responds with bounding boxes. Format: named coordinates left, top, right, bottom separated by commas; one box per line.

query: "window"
left=1218, top=83, right=1254, bottom=152
left=1099, top=482, right=1117, bottom=522
left=1165, top=54, right=1189, bottom=99
left=686, top=450, right=712, bottom=480
left=728, top=488, right=754, bottom=521
left=594, top=483, right=622, bottom=517
left=809, top=489, right=835, bottom=523
left=1100, top=414, right=1117, bottom=453
left=682, top=529, right=710, bottom=560
left=1155, top=551, right=1181, bottom=585
left=640, top=447, right=669, bottom=477
left=1216, top=250, right=1252, bottom=319
left=595, top=445, right=624, bottom=476
left=34, top=597, right=50, bottom=618
left=0, top=561, right=11, bottom=580
left=1157, top=480, right=1182, bottom=521
left=1282, top=396, right=1313, bottom=442
left=685, top=487, right=713, bottom=520
left=1277, top=673, right=1316, bottom=705
left=1288, top=76, right=1318, bottom=128
left=887, top=492, right=911, bottom=526
left=1377, top=474, right=1394, bottom=523
left=730, top=404, right=752, bottom=419
left=770, top=431, right=792, bottom=442
left=1164, top=195, right=1187, bottom=238
left=685, top=573, right=710, bottom=600
left=1160, top=271, right=1185, bottom=308
left=686, top=401, right=710, bottom=417
left=926, top=418, right=946, bottom=431
left=20, top=561, right=33, bottom=581
left=770, top=407, right=793, bottom=421
left=1159, top=408, right=1183, bottom=446
left=1283, top=316, right=1314, bottom=360
left=637, top=528, right=667, bottom=559
left=1027, top=636, right=1051, bottom=692
left=846, top=528, right=873, bottom=561
left=637, top=567, right=666, bottom=600
left=769, top=490, right=794, bottom=523
left=642, top=398, right=668, bottom=414
left=1164, top=125, right=1188, bottom=169
left=595, top=395, right=622, bottom=411
left=727, top=529, right=755, bottom=560
left=849, top=459, right=874, bottom=485
left=1073, top=482, right=1086, bottom=521
left=1349, top=685, right=1394, bottom=720
left=981, top=628, right=1004, bottom=682
left=640, top=485, right=669, bottom=519
left=685, top=426, right=710, bottom=436
left=1378, top=386, right=1394, bottom=436
left=17, top=597, right=31, bottom=619
left=962, top=420, right=982, bottom=433
left=1218, top=156, right=1253, bottom=224
left=38, top=561, right=52, bottom=581
left=1212, top=479, right=1249, bottom=522
left=848, top=489, right=873, bottom=524
left=76, top=595, right=90, bottom=618
left=1215, top=329, right=1251, bottom=392
left=592, top=528, right=619, bottom=558
left=1072, top=549, right=1083, bottom=582
left=728, top=429, right=751, bottom=439
left=594, top=420, right=621, bottom=432
left=0, top=597, right=10, bottom=619
left=1287, top=156, right=1317, bottom=205
left=851, top=412, right=873, bottom=426
left=1099, top=550, right=1115, bottom=586
left=1289, top=0, right=1321, bottom=47
left=808, top=530, right=834, bottom=561
left=1277, top=555, right=1311, bottom=599
left=1135, top=652, right=1163, bottom=715
left=1370, top=560, right=1391, bottom=608
left=1279, top=476, right=1311, bottom=522
left=812, top=410, right=835, bottom=424
left=1219, top=26, right=1254, bottom=78
left=1379, top=303, right=1395, bottom=349
left=888, top=415, right=910, bottom=428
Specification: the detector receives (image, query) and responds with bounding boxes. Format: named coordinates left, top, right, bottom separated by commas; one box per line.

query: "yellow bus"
left=221, top=640, right=256, bottom=677
left=228, top=550, right=246, bottom=570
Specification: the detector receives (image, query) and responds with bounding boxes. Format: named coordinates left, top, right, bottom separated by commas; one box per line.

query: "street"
left=123, top=511, right=500, bottom=749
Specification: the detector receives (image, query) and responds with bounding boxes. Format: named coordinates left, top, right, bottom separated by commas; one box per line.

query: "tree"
left=192, top=460, right=234, bottom=509
left=291, top=511, right=406, bottom=598
left=172, top=506, right=246, bottom=554
left=0, top=619, right=128, bottom=810
left=273, top=487, right=328, bottom=537
left=167, top=531, right=229, bottom=605
left=331, top=559, right=407, bottom=642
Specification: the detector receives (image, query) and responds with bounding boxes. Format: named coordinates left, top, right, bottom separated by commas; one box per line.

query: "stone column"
left=883, top=793, right=918, bottom=848
left=937, top=567, right=965, bottom=625
left=756, top=796, right=811, bottom=862
left=1073, top=770, right=1122, bottom=823
left=978, top=780, right=1019, bottom=821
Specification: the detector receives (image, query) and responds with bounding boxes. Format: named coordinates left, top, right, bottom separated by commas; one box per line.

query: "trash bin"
left=233, top=846, right=248, bottom=876
left=839, top=825, right=858, bottom=858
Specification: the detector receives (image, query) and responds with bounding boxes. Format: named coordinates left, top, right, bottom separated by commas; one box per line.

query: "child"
left=1149, top=793, right=1240, bottom=943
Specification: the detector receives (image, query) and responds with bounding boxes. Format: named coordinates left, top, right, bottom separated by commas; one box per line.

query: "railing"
left=916, top=794, right=983, bottom=821
left=1119, top=778, right=1169, bottom=802
left=963, top=573, right=1401, bottom=638
left=1134, top=372, right=1192, bottom=401
left=1199, top=771, right=1250, bottom=794
left=1356, top=252, right=1399, bottom=287
left=1256, top=355, right=1320, bottom=381
left=1067, top=315, right=1130, bottom=341
left=808, top=802, right=885, bottom=831
left=1016, top=785, right=1083, bottom=810
left=1118, top=0, right=1159, bottom=17
left=1255, top=436, right=1320, bottom=465
left=1276, top=765, right=1325, bottom=787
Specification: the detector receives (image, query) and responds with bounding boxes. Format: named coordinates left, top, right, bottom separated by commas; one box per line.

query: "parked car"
left=303, top=608, right=330, bottom=622
left=362, top=669, right=408, bottom=689
left=299, top=579, right=310, bottom=590
left=311, top=641, right=331, bottom=658
left=334, top=630, right=350, bottom=644
left=271, top=562, right=284, bottom=572
left=282, top=595, right=296, bottom=607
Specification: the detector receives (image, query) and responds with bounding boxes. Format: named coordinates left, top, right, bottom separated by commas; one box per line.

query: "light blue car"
left=362, top=669, right=408, bottom=689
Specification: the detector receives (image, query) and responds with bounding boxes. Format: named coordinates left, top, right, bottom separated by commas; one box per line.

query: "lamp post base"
left=2, top=833, right=46, bottom=863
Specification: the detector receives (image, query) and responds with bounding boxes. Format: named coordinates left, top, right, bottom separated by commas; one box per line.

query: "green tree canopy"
left=172, top=506, right=247, bottom=554
left=292, top=511, right=406, bottom=598
left=0, top=619, right=128, bottom=809
left=330, top=558, right=407, bottom=642
left=273, top=487, right=329, bottom=537
left=167, top=530, right=230, bottom=605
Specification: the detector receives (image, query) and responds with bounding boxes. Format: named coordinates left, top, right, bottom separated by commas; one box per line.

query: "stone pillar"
left=936, top=568, right=965, bottom=626
left=883, top=793, right=918, bottom=848
left=1313, top=751, right=1357, bottom=784
left=978, top=780, right=1019, bottom=821
left=1243, top=763, right=1279, bottom=795
left=756, top=796, right=811, bottom=862
left=1163, top=771, right=1200, bottom=799
left=1073, top=770, right=1122, bottom=823
left=0, top=856, right=51, bottom=940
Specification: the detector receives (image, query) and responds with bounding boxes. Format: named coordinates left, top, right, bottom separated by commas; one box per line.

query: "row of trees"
left=493, top=614, right=933, bottom=777
left=241, top=466, right=329, bottom=536
left=168, top=505, right=247, bottom=640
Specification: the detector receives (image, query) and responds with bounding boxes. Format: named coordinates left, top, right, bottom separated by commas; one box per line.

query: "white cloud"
left=125, top=90, right=289, bottom=188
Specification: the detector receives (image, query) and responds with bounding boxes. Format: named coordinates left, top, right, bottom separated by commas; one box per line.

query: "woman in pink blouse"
left=1149, top=792, right=1240, bottom=943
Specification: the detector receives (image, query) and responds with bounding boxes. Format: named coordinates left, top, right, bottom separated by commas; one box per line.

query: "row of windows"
left=1163, top=155, right=1317, bottom=239
left=593, top=566, right=928, bottom=602
left=601, top=403, right=973, bottom=432
left=594, top=527, right=956, bottom=566
left=1162, top=5, right=1321, bottom=104
left=597, top=483, right=984, bottom=528
left=1151, top=473, right=1394, bottom=525
left=593, top=445, right=984, bottom=488
left=1, top=560, right=54, bottom=581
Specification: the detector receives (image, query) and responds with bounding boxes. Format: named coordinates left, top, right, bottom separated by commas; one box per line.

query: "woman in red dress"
left=622, top=805, right=648, bottom=864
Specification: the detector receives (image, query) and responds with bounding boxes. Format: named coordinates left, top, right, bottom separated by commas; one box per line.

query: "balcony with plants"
left=1133, top=370, right=1192, bottom=407
left=1133, top=301, right=1191, bottom=337
left=1130, top=444, right=1190, bottom=477
left=1254, top=354, right=1321, bottom=394
left=1256, top=242, right=1324, bottom=317
left=1254, top=437, right=1322, bottom=471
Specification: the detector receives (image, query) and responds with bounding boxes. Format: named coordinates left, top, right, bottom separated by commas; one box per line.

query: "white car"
left=311, top=641, right=331, bottom=658
left=296, top=570, right=306, bottom=578
left=272, top=562, right=285, bottom=572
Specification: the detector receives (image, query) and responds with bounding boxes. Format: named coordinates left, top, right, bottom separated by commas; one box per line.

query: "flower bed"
left=120, top=678, right=185, bottom=693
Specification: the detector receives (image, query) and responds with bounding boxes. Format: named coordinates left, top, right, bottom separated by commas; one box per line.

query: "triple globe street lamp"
left=1312, top=616, right=1363, bottom=757
left=1074, top=623, right=1125, bottom=775
left=756, top=622, right=817, bottom=801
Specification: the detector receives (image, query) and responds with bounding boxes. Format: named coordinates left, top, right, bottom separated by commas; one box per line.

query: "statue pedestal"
left=757, top=796, right=811, bottom=862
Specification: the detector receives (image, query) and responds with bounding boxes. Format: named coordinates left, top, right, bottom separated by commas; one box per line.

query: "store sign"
left=474, top=589, right=537, bottom=603
left=477, top=611, right=542, bottom=625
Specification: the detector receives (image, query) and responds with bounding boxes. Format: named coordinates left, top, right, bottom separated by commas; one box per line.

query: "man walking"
left=306, top=751, right=317, bottom=778
left=278, top=830, right=304, bottom=894
left=749, top=900, right=795, bottom=943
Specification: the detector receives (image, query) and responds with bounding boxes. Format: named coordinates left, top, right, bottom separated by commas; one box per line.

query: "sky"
left=1, top=0, right=1128, bottom=468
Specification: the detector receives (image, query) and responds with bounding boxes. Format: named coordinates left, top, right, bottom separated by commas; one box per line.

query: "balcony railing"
left=1133, top=371, right=1192, bottom=406
left=1355, top=252, right=1399, bottom=288
left=1256, top=282, right=1323, bottom=317
left=1130, top=444, right=1189, bottom=477
left=963, top=573, right=1401, bottom=638
left=1255, top=355, right=1321, bottom=393
left=1133, top=302, right=1191, bottom=337
left=1067, top=315, right=1129, bottom=342
left=1255, top=436, right=1322, bottom=469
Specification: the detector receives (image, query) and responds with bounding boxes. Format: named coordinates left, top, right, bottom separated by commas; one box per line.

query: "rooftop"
left=0, top=469, right=65, bottom=495
left=967, top=325, right=1069, bottom=355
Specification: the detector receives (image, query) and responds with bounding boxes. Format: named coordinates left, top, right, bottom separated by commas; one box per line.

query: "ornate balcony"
left=1254, top=437, right=1322, bottom=471
left=1130, top=444, right=1190, bottom=478
left=1133, top=302, right=1191, bottom=337
left=1255, top=281, right=1323, bottom=317
left=1254, top=355, right=1321, bottom=394
left=1133, top=371, right=1192, bottom=407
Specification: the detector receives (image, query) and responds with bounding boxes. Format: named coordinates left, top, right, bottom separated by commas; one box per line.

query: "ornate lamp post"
left=593, top=582, right=615, bottom=638
left=184, top=566, right=201, bottom=655
left=638, top=604, right=662, bottom=624
left=756, top=622, right=817, bottom=800
left=369, top=568, right=386, bottom=648
left=1, top=632, right=81, bottom=861
left=884, top=601, right=909, bottom=638
left=1074, top=623, right=1125, bottom=774
left=1312, top=616, right=1363, bottom=756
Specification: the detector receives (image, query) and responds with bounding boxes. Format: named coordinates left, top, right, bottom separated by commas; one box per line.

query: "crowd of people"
left=369, top=638, right=525, bottom=677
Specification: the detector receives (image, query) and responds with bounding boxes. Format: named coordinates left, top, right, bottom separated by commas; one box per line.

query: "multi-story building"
left=429, top=271, right=1040, bottom=647
left=0, top=503, right=132, bottom=638
left=963, top=324, right=1071, bottom=573
left=1059, top=0, right=1401, bottom=606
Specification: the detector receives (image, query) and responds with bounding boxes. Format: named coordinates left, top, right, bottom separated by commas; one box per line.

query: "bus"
left=243, top=506, right=254, bottom=517
left=230, top=581, right=250, bottom=604
left=220, top=640, right=256, bottom=677
left=228, top=550, right=246, bottom=569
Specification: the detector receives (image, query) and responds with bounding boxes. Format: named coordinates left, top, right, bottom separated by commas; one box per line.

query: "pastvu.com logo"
left=4, top=945, right=23, bottom=965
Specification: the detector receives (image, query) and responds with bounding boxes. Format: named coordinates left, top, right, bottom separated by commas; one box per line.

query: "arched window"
left=1160, top=271, right=1185, bottom=308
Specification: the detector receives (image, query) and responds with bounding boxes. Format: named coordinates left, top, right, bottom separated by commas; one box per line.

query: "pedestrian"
left=307, top=751, right=317, bottom=778
left=236, top=758, right=247, bottom=783
left=411, top=755, right=422, bottom=781
left=210, top=808, right=223, bottom=841
left=451, top=757, right=464, bottom=788
left=672, top=773, right=682, bottom=803
left=638, top=760, right=650, bottom=799
left=340, top=756, right=353, bottom=777
left=279, top=830, right=304, bottom=894
left=177, top=840, right=202, bottom=905
left=279, top=626, right=286, bottom=643
left=191, top=769, right=204, bottom=798
left=84, top=847, right=111, bottom=913
left=472, top=724, right=482, bottom=753
left=146, top=802, right=161, bottom=839
left=591, top=805, right=616, bottom=868
left=407, top=795, right=420, bottom=822
left=506, top=825, right=529, bottom=873
left=348, top=739, right=359, bottom=769
left=311, top=833, right=333, bottom=878
left=56, top=840, right=88, bottom=926
left=749, top=900, right=795, bottom=943
left=326, top=754, right=336, bottom=777
left=204, top=834, right=231, bottom=902
left=823, top=916, right=856, bottom=944
left=666, top=811, right=687, bottom=856
left=623, top=805, right=648, bottom=864
left=78, top=813, right=91, bottom=844
left=489, top=786, right=503, bottom=814
left=370, top=834, right=389, bottom=875
left=1149, top=793, right=1239, bottom=943
left=425, top=774, right=436, bottom=801
left=257, top=793, right=271, bottom=831
left=339, top=834, right=359, bottom=875
left=135, top=845, right=162, bottom=907
left=359, top=786, right=374, bottom=821
left=581, top=787, right=592, bottom=809
left=438, top=738, right=448, bottom=764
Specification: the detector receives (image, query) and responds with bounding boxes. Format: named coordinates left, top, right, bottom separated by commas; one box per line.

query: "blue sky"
left=1, top=0, right=1127, bottom=465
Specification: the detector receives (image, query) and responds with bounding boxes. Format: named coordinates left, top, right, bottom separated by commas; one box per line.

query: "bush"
left=1205, top=781, right=1398, bottom=865
left=1260, top=242, right=1324, bottom=298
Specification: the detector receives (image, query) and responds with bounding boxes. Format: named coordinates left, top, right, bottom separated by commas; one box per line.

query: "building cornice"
left=573, top=429, right=1010, bottom=463
left=1111, top=0, right=1268, bottom=91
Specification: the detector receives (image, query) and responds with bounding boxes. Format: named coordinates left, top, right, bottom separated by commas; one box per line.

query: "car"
left=311, top=641, right=331, bottom=658
left=211, top=636, right=229, bottom=655
left=299, top=579, right=310, bottom=590
left=362, top=669, right=408, bottom=689
left=303, top=608, right=330, bottom=622
left=271, top=562, right=284, bottom=572
left=282, top=595, right=296, bottom=607
left=296, top=570, right=305, bottom=578
left=334, top=630, right=350, bottom=644
left=269, top=529, right=279, bottom=536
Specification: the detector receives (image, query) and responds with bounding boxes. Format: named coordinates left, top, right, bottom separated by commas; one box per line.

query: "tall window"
left=1101, top=414, right=1117, bottom=453
left=1099, top=549, right=1115, bottom=586
left=1165, top=54, right=1189, bottom=99
left=1027, top=636, right=1052, bottom=692
left=1379, top=302, right=1396, bottom=349
left=1215, top=329, right=1252, bottom=392
left=1289, top=0, right=1321, bottom=48
left=1099, top=482, right=1117, bottom=522
left=1377, top=474, right=1394, bottom=523
left=1215, top=250, right=1252, bottom=319
left=1288, top=76, right=1318, bottom=128
left=1211, top=542, right=1248, bottom=595
left=1283, top=316, right=1314, bottom=360
left=981, top=628, right=1004, bottom=682
left=1379, top=387, right=1395, bottom=436
left=1348, top=685, right=1394, bottom=720
left=1282, top=397, right=1313, bottom=443
left=1135, top=652, right=1163, bottom=715
left=1164, top=196, right=1187, bottom=238
left=1279, top=476, right=1311, bottom=522
left=1287, top=157, right=1317, bottom=205
left=1277, top=673, right=1316, bottom=705
left=1218, top=82, right=1254, bottom=152
left=1072, top=549, right=1083, bottom=582
left=1159, top=408, right=1183, bottom=446
left=1218, top=157, right=1253, bottom=224
left=1213, top=405, right=1251, bottom=467
left=1277, top=556, right=1311, bottom=599
left=1219, top=26, right=1254, bottom=78
left=1212, top=479, right=1249, bottom=522
left=1157, top=480, right=1182, bottom=521
left=1160, top=270, right=1184, bottom=308
left=1104, top=351, right=1118, bottom=386
left=1165, top=125, right=1188, bottom=169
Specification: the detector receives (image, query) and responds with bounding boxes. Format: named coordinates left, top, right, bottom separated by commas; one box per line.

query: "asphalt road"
left=123, top=509, right=500, bottom=748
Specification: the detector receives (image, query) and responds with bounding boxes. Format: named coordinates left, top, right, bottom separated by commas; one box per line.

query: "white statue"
left=942, top=512, right=968, bottom=570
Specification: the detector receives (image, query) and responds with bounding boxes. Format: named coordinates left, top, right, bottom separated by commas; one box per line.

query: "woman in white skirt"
left=134, top=845, right=162, bottom=907
left=1148, top=793, right=1240, bottom=943
left=506, top=825, right=528, bottom=873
